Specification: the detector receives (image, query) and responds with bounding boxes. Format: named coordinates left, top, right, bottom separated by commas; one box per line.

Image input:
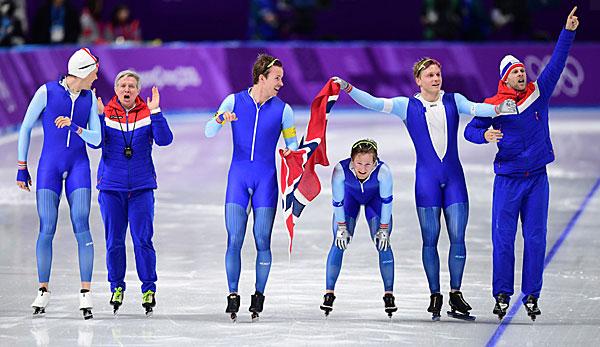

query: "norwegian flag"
left=279, top=80, right=340, bottom=253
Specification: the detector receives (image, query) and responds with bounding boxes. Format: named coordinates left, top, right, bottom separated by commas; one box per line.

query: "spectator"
left=421, top=0, right=462, bottom=40
left=79, top=0, right=105, bottom=45
left=248, top=0, right=280, bottom=40
left=490, top=0, right=532, bottom=40
left=31, top=0, right=80, bottom=44
left=104, top=4, right=141, bottom=43
left=0, top=0, right=25, bottom=46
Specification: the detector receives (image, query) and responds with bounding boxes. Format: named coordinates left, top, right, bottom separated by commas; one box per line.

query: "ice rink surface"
left=1, top=108, right=599, bottom=346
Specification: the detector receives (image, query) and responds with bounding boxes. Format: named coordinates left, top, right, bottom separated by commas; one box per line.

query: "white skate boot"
left=79, top=290, right=94, bottom=320
left=31, top=287, right=50, bottom=317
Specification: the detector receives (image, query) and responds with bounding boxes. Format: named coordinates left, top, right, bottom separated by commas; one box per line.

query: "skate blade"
left=230, top=313, right=238, bottom=322
left=32, top=308, right=46, bottom=317
left=145, top=311, right=153, bottom=318
left=447, top=311, right=476, bottom=321
left=431, top=313, right=441, bottom=321
left=251, top=312, right=259, bottom=322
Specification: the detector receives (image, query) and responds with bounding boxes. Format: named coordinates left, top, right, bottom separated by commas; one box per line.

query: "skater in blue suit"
left=464, top=7, right=579, bottom=321
left=17, top=48, right=101, bottom=319
left=333, top=60, right=516, bottom=320
left=205, top=53, right=298, bottom=321
left=319, top=139, right=398, bottom=318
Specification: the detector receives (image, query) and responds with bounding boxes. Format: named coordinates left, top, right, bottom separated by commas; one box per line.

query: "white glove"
left=374, top=225, right=390, bottom=251
left=495, top=99, right=517, bottom=115
left=332, top=76, right=349, bottom=91
left=335, top=222, right=351, bottom=250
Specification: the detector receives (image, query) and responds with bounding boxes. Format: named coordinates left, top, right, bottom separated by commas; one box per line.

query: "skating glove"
left=375, top=224, right=390, bottom=251
left=332, top=77, right=352, bottom=93
left=335, top=222, right=351, bottom=250
left=17, top=162, right=32, bottom=190
left=495, top=99, right=517, bottom=115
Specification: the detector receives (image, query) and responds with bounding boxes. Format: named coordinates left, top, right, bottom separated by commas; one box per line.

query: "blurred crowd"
left=0, top=0, right=572, bottom=47
left=421, top=0, right=562, bottom=41
left=1, top=0, right=141, bottom=47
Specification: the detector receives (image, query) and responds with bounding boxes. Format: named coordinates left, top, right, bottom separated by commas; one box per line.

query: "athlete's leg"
left=65, top=161, right=94, bottom=288
left=325, top=197, right=359, bottom=291
left=99, top=190, right=128, bottom=292
left=224, top=164, right=251, bottom=293
left=366, top=201, right=394, bottom=292
left=252, top=207, right=275, bottom=294
left=35, top=188, right=61, bottom=287
left=417, top=206, right=442, bottom=293
left=491, top=175, right=523, bottom=299
left=128, top=189, right=157, bottom=293
left=443, top=202, right=468, bottom=291
left=67, top=188, right=94, bottom=286
left=520, top=173, right=549, bottom=302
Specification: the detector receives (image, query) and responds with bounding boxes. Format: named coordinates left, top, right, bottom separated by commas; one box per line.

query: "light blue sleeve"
left=75, top=91, right=101, bottom=146
left=18, top=85, right=47, bottom=162
left=454, top=93, right=496, bottom=118
left=205, top=94, right=235, bottom=138
left=281, top=103, right=298, bottom=150
left=377, top=163, right=393, bottom=225
left=347, top=86, right=409, bottom=120
left=331, top=162, right=346, bottom=224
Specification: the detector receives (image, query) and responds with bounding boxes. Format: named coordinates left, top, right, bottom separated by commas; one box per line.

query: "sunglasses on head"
left=79, top=56, right=100, bottom=71
left=352, top=140, right=377, bottom=151
left=262, top=58, right=279, bottom=76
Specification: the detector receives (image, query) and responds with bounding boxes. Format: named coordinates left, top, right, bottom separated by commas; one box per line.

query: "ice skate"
left=79, top=289, right=93, bottom=320
left=523, top=295, right=541, bottom=321
left=249, top=291, right=265, bottom=322
left=31, top=287, right=50, bottom=317
left=110, top=287, right=124, bottom=315
left=142, top=290, right=155, bottom=317
left=447, top=291, right=475, bottom=321
left=493, top=293, right=509, bottom=320
left=383, top=293, right=398, bottom=318
left=226, top=293, right=240, bottom=322
left=320, top=293, right=336, bottom=317
left=427, top=293, right=443, bottom=321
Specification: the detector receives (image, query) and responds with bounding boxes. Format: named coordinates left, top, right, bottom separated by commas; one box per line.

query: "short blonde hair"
left=114, top=69, right=141, bottom=90
left=413, top=58, right=442, bottom=79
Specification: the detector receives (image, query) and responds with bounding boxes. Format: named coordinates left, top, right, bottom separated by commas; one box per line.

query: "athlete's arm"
left=205, top=94, right=235, bottom=138
left=18, top=85, right=46, bottom=162
left=281, top=103, right=298, bottom=150
left=454, top=93, right=497, bottom=118
left=464, top=117, right=493, bottom=144
left=70, top=91, right=101, bottom=146
left=378, top=163, right=393, bottom=226
left=347, top=86, right=410, bottom=121
left=332, top=163, right=346, bottom=224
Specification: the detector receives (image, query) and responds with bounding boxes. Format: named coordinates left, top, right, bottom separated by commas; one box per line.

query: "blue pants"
left=325, top=196, right=395, bottom=292
left=417, top=203, right=468, bottom=294
left=99, top=189, right=157, bottom=293
left=492, top=173, right=549, bottom=303
left=36, top=188, right=94, bottom=283
left=225, top=203, right=275, bottom=294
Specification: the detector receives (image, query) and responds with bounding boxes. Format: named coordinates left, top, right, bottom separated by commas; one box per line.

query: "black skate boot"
left=249, top=291, right=265, bottom=321
left=447, top=291, right=475, bottom=321
left=141, top=290, right=155, bottom=317
left=226, top=293, right=240, bottom=322
left=320, top=293, right=336, bottom=317
left=523, top=295, right=541, bottom=321
left=110, top=287, right=124, bottom=315
left=383, top=293, right=398, bottom=318
left=427, top=293, right=443, bottom=321
left=493, top=293, right=510, bottom=320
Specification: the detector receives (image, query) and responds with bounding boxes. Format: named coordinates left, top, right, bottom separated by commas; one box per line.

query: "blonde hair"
left=413, top=58, right=441, bottom=79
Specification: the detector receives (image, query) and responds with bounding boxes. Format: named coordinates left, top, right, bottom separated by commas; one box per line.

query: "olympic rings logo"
left=524, top=55, right=584, bottom=97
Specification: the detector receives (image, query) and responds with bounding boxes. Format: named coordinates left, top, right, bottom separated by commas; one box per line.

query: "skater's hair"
left=413, top=57, right=441, bottom=79
left=351, top=138, right=378, bottom=162
left=252, top=53, right=282, bottom=85
left=114, top=69, right=141, bottom=90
